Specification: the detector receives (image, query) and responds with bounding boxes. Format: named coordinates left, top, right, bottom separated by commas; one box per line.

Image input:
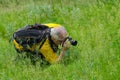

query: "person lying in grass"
left=13, top=23, right=77, bottom=64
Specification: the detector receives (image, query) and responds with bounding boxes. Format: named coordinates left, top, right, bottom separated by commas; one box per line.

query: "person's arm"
left=56, top=40, right=70, bottom=63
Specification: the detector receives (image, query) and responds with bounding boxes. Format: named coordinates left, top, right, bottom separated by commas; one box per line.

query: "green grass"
left=0, top=0, right=120, bottom=80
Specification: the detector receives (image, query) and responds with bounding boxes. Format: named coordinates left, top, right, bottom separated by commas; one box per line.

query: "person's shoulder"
left=42, top=23, right=62, bottom=28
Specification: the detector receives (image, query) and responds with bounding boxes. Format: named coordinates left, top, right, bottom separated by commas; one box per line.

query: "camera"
left=68, top=37, right=77, bottom=46
left=62, top=36, right=77, bottom=46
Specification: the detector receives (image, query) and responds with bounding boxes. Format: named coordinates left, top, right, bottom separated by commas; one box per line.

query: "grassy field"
left=0, top=0, right=120, bottom=80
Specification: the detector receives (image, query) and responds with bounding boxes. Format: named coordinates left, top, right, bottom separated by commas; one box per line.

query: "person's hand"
left=62, top=39, right=71, bottom=51
left=56, top=39, right=71, bottom=63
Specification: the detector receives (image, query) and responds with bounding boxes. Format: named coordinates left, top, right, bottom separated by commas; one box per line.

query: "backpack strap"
left=48, top=35, right=58, bottom=52
left=38, top=28, right=51, bottom=50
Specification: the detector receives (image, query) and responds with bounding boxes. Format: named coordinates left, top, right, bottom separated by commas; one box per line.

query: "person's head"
left=50, top=26, right=68, bottom=45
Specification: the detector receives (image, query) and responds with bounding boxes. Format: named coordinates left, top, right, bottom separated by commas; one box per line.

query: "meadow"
left=0, top=0, right=120, bottom=80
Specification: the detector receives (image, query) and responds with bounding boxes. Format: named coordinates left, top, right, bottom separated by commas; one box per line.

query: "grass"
left=0, top=0, right=120, bottom=80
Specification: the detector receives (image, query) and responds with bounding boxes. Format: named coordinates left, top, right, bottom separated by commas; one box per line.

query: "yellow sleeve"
left=39, top=39, right=58, bottom=64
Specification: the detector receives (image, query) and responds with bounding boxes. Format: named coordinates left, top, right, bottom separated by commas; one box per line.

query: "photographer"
left=13, top=23, right=77, bottom=64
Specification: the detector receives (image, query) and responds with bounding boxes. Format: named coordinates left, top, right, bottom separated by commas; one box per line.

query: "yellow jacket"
left=13, top=23, right=63, bottom=64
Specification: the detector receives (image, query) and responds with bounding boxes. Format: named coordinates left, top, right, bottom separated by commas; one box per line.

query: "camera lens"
left=71, top=40, right=77, bottom=46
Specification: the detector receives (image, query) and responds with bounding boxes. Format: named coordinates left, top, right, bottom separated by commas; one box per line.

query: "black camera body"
left=67, top=37, right=77, bottom=46
left=62, top=36, right=77, bottom=46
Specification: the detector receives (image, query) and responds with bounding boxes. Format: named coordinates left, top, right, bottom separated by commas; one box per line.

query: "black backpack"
left=13, top=24, right=51, bottom=50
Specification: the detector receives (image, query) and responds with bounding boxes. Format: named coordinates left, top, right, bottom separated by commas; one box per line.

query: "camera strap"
left=61, top=37, right=70, bottom=47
